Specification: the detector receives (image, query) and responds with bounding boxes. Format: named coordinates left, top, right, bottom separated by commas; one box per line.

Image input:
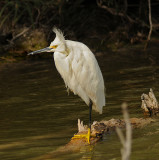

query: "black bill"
left=28, top=47, right=52, bottom=55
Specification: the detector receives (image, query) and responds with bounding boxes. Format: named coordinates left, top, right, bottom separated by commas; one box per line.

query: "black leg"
left=89, top=100, right=92, bottom=130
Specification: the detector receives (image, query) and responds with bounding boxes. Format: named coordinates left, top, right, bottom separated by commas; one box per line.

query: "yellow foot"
left=72, top=128, right=91, bottom=144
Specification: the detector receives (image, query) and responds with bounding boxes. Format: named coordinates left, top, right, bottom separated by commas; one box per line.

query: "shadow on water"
left=1, top=45, right=159, bottom=159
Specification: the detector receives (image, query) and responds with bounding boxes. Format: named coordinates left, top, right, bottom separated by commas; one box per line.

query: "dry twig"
left=96, top=0, right=135, bottom=23
left=141, top=88, right=159, bottom=116
left=9, top=28, right=30, bottom=45
left=116, top=103, right=132, bottom=160
left=144, top=0, right=153, bottom=50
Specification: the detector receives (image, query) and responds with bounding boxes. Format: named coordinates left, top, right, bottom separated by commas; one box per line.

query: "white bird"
left=28, top=28, right=105, bottom=144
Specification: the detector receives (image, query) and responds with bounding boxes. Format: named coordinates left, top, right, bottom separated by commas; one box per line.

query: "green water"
left=0, top=47, right=159, bottom=160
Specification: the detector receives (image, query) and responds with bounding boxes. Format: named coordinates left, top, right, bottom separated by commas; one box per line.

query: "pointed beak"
left=28, top=47, right=52, bottom=55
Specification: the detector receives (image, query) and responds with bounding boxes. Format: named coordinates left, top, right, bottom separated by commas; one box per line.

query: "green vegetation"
left=0, top=0, right=159, bottom=59
left=0, top=0, right=58, bottom=30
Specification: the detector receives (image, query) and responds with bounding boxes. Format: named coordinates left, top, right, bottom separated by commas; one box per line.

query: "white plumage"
left=52, top=28, right=105, bottom=114
left=28, top=28, right=106, bottom=143
left=29, top=28, right=105, bottom=114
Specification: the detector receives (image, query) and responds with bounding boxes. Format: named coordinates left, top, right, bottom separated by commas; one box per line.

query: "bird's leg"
left=71, top=100, right=93, bottom=144
left=88, top=100, right=92, bottom=144
left=72, top=101, right=93, bottom=144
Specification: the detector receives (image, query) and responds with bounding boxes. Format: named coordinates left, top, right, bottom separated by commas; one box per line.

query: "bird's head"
left=28, top=27, right=67, bottom=55
left=49, top=28, right=66, bottom=53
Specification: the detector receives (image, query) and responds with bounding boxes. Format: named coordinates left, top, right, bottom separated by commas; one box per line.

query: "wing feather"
left=70, top=43, right=105, bottom=113
left=54, top=40, right=105, bottom=114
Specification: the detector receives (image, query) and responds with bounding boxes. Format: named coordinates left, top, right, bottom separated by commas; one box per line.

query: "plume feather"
left=53, top=27, right=65, bottom=43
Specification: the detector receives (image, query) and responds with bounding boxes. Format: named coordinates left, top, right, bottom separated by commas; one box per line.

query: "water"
left=0, top=47, right=159, bottom=160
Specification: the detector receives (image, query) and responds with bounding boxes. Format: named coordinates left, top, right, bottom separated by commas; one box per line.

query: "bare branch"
left=8, top=28, right=30, bottom=45
left=116, top=127, right=125, bottom=146
left=144, top=0, right=153, bottom=50
left=116, top=103, right=132, bottom=160
left=96, top=0, right=135, bottom=23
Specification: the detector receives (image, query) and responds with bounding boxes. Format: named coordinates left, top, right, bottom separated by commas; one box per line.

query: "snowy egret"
left=28, top=28, right=105, bottom=144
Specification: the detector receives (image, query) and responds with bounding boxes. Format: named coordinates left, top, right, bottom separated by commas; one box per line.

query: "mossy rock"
left=9, top=28, right=48, bottom=57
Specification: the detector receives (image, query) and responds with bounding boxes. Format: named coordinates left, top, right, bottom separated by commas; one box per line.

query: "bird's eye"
left=50, top=45, right=58, bottom=49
